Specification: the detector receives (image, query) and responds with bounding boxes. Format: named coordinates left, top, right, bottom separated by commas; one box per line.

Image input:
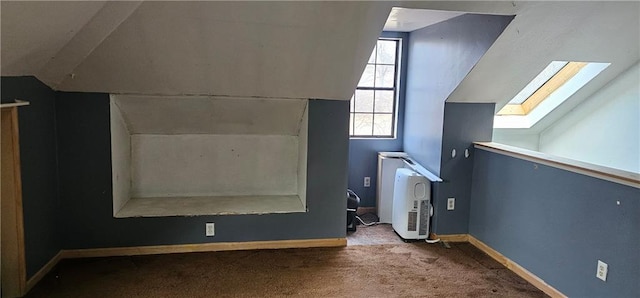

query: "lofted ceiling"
left=1, top=1, right=394, bottom=100
left=1, top=1, right=638, bottom=133
left=439, top=1, right=640, bottom=132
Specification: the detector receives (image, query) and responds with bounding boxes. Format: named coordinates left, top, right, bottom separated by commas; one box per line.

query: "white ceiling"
left=1, top=1, right=108, bottom=77
left=384, top=7, right=464, bottom=32
left=2, top=1, right=393, bottom=101
left=440, top=1, right=640, bottom=132
left=1, top=1, right=638, bottom=134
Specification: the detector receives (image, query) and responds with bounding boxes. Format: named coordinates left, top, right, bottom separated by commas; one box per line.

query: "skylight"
left=494, top=61, right=610, bottom=128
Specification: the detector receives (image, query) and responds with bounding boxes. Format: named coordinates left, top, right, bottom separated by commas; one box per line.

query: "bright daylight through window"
left=494, top=60, right=610, bottom=129
left=350, top=39, right=399, bottom=138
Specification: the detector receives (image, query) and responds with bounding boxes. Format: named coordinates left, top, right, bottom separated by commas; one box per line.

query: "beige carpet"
left=27, top=238, right=546, bottom=297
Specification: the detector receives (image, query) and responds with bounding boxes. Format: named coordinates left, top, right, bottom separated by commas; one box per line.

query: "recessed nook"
left=110, top=95, right=308, bottom=217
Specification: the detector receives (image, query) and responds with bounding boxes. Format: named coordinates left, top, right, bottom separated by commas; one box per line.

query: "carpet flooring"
left=347, top=216, right=407, bottom=246
left=26, top=225, right=547, bottom=297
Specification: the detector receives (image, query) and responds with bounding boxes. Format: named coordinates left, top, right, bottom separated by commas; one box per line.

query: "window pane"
left=358, top=65, right=375, bottom=87
left=368, top=46, right=376, bottom=64
left=354, top=113, right=373, bottom=135
left=376, top=40, right=396, bottom=64
left=350, top=95, right=354, bottom=111
left=349, top=113, right=354, bottom=135
left=354, top=90, right=374, bottom=113
left=375, top=65, right=395, bottom=88
left=350, top=38, right=400, bottom=138
left=374, top=90, right=394, bottom=113
left=373, top=114, right=393, bottom=136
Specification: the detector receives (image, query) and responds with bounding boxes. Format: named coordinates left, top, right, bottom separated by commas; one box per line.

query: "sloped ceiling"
left=2, top=1, right=394, bottom=101
left=383, top=7, right=464, bottom=32
left=440, top=1, right=640, bottom=131
left=1, top=1, right=108, bottom=76
left=1, top=1, right=638, bottom=118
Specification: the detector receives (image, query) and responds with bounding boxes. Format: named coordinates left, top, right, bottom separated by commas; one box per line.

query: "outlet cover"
left=206, top=223, right=215, bottom=237
left=447, top=198, right=455, bottom=210
left=364, top=177, right=371, bottom=187
left=596, top=260, right=608, bottom=281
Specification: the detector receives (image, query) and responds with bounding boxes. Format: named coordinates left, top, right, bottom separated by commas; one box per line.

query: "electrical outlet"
left=206, top=223, right=215, bottom=237
left=447, top=198, right=455, bottom=210
left=596, top=260, right=608, bottom=281
left=364, top=177, right=371, bottom=187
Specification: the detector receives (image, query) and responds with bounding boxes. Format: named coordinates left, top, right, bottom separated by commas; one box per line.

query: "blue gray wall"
left=470, top=149, right=640, bottom=297
left=1, top=76, right=61, bottom=279
left=1, top=75, right=350, bottom=276
left=402, top=14, right=512, bottom=235
left=433, top=103, right=494, bottom=234
left=348, top=32, right=408, bottom=207
left=55, top=93, right=349, bottom=248
left=403, top=14, right=513, bottom=177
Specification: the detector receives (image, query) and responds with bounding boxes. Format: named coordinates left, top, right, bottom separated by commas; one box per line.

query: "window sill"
left=350, top=137, right=397, bottom=140
left=114, top=195, right=306, bottom=218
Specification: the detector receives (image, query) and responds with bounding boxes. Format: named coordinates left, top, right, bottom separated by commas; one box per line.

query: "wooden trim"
left=468, top=235, right=566, bottom=298
left=25, top=251, right=63, bottom=292
left=25, top=235, right=568, bottom=298
left=61, top=238, right=347, bottom=259
left=475, top=142, right=640, bottom=189
left=24, top=239, right=344, bottom=293
left=497, top=62, right=587, bottom=116
left=521, top=62, right=587, bottom=114
left=497, top=104, right=525, bottom=116
left=12, top=108, right=27, bottom=295
left=1, top=108, right=27, bottom=296
left=430, top=233, right=468, bottom=242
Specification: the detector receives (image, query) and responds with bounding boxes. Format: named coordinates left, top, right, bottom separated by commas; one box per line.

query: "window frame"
left=349, top=38, right=401, bottom=139
left=494, top=61, right=611, bottom=129
left=497, top=62, right=587, bottom=116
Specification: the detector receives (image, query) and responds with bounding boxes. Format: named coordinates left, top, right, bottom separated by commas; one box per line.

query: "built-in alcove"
left=111, top=95, right=308, bottom=217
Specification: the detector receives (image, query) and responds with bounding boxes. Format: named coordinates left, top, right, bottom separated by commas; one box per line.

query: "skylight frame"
left=498, top=62, right=587, bottom=116
left=494, top=61, right=611, bottom=129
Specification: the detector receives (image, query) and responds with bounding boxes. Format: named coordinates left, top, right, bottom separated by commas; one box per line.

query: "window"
left=494, top=61, right=610, bottom=128
left=349, top=39, right=400, bottom=138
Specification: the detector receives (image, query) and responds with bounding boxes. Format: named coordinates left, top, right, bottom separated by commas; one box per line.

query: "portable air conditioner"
left=392, top=168, right=432, bottom=240
left=376, top=152, right=408, bottom=224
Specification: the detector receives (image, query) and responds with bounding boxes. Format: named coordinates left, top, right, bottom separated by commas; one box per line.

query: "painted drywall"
left=1, top=1, right=394, bottom=100
left=112, top=95, right=308, bottom=135
left=116, top=196, right=304, bottom=218
left=56, top=93, right=349, bottom=248
left=298, top=105, right=309, bottom=209
left=348, top=139, right=402, bottom=207
left=433, top=103, right=494, bottom=235
left=539, top=63, right=640, bottom=173
left=469, top=149, right=640, bottom=297
left=446, top=2, right=639, bottom=133
left=403, top=14, right=513, bottom=177
left=347, top=31, right=408, bottom=207
left=0, top=76, right=60, bottom=279
left=492, top=130, right=540, bottom=151
left=383, top=8, right=464, bottom=32
left=111, top=96, right=309, bottom=215
left=110, top=100, right=130, bottom=215
left=130, top=135, right=300, bottom=197
left=0, top=2, right=107, bottom=76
